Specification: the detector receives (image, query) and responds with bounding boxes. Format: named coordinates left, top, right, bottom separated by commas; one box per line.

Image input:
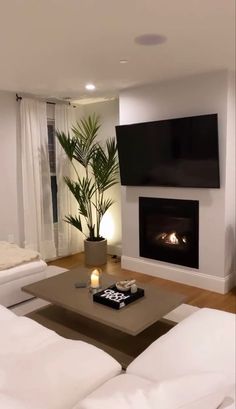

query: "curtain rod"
left=16, top=94, right=57, bottom=105
left=16, top=94, right=76, bottom=107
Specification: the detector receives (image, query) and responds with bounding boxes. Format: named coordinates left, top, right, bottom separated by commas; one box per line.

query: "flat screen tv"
left=115, top=114, right=220, bottom=188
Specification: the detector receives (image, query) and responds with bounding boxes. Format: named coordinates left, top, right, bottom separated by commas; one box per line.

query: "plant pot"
left=84, top=239, right=107, bottom=266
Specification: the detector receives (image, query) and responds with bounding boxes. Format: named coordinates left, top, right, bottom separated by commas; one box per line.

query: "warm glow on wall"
left=100, top=212, right=115, bottom=240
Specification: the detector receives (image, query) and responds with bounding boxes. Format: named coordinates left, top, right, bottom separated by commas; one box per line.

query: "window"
left=47, top=120, right=58, bottom=223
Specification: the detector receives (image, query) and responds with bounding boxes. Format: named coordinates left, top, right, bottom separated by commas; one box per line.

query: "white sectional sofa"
left=0, top=305, right=121, bottom=409
left=0, top=305, right=235, bottom=409
left=0, top=241, right=49, bottom=308
left=78, top=308, right=235, bottom=409
left=0, top=259, right=47, bottom=307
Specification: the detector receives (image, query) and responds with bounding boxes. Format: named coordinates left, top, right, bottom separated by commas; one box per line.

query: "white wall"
left=0, top=91, right=22, bottom=244
left=225, top=72, right=236, bottom=275
left=84, top=99, right=121, bottom=254
left=119, top=71, right=235, bottom=293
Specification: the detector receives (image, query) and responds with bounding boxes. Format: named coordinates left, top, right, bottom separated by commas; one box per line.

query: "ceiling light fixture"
left=134, top=34, right=166, bottom=46
left=120, top=59, right=128, bottom=64
left=85, top=83, right=96, bottom=91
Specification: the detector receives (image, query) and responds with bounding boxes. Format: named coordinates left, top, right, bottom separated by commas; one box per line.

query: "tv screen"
left=115, top=114, right=220, bottom=188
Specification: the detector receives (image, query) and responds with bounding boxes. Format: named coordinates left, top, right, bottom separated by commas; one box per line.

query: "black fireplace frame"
left=139, top=197, right=199, bottom=269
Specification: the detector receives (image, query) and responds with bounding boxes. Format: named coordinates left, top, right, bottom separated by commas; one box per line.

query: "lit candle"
left=90, top=269, right=100, bottom=289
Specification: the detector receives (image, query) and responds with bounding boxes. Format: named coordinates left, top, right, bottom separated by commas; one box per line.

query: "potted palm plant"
left=56, top=114, right=119, bottom=266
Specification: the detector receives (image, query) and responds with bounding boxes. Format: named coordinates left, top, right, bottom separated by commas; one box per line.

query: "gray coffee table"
left=23, top=267, right=186, bottom=367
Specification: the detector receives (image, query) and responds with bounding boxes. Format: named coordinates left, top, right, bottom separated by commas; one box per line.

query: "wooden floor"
left=49, top=252, right=236, bottom=314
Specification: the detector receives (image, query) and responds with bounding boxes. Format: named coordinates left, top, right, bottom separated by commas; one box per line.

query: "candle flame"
left=91, top=268, right=101, bottom=276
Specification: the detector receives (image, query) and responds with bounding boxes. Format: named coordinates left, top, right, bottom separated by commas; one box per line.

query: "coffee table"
left=23, top=267, right=186, bottom=368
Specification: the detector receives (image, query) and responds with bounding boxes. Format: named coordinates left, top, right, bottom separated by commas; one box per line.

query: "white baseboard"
left=121, top=256, right=235, bottom=294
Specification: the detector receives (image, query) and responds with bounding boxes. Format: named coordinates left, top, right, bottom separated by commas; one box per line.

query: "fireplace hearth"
left=139, top=197, right=199, bottom=268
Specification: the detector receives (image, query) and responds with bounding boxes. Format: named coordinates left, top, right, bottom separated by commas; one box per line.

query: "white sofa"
left=0, top=241, right=50, bottom=308
left=0, top=259, right=47, bottom=307
left=78, top=308, right=235, bottom=409
left=0, top=305, right=235, bottom=409
left=0, top=305, right=121, bottom=409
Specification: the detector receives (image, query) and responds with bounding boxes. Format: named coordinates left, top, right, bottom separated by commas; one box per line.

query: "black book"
left=93, top=285, right=145, bottom=310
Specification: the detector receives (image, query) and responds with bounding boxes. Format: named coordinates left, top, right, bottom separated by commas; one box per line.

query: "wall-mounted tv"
left=115, top=114, right=220, bottom=188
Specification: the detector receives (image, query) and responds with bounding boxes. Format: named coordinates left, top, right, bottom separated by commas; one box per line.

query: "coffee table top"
left=23, top=268, right=186, bottom=336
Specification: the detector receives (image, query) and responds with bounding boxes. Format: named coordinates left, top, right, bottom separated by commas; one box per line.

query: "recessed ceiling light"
left=85, top=83, right=96, bottom=91
left=134, top=34, right=166, bottom=46
left=120, top=59, right=128, bottom=64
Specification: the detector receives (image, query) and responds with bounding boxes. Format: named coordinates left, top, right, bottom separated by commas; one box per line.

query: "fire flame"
left=157, top=232, right=187, bottom=246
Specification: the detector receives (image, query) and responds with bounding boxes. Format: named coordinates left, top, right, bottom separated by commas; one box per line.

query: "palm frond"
left=64, top=214, right=83, bottom=234
left=64, top=177, right=95, bottom=217
left=71, top=114, right=101, bottom=168
left=93, top=198, right=115, bottom=217
left=56, top=131, right=76, bottom=161
left=73, top=141, right=98, bottom=168
left=91, top=138, right=119, bottom=193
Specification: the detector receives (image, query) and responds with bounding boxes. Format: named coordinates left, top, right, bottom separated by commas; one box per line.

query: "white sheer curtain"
left=55, top=104, right=83, bottom=256
left=20, top=98, right=56, bottom=260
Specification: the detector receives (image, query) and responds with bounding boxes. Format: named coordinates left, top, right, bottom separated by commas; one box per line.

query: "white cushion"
left=127, top=308, right=236, bottom=384
left=0, top=306, right=121, bottom=409
left=0, top=305, right=16, bottom=321
left=0, top=259, right=47, bottom=285
left=77, top=372, right=226, bottom=409
left=74, top=374, right=152, bottom=409
left=0, top=393, right=42, bottom=409
left=219, top=384, right=236, bottom=409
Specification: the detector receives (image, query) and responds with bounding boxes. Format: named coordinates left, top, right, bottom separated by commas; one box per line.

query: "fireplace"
left=139, top=197, right=199, bottom=268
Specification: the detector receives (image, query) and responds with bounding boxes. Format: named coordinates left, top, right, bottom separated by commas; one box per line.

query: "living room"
left=0, top=1, right=235, bottom=408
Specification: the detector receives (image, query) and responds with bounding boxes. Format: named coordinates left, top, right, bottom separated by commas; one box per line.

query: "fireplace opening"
left=139, top=197, right=199, bottom=268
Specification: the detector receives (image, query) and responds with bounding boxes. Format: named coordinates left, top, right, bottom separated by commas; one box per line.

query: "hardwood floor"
left=49, top=252, right=236, bottom=314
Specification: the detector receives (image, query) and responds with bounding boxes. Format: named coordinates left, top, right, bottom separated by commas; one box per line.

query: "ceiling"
left=0, top=0, right=235, bottom=102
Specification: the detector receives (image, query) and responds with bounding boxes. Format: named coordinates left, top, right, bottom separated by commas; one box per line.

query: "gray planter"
left=84, top=239, right=107, bottom=266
